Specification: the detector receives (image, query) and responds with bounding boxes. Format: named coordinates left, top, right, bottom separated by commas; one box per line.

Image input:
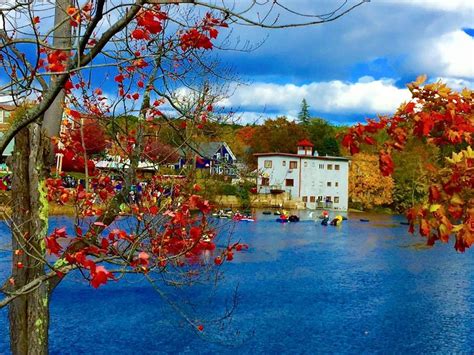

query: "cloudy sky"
left=215, top=0, right=474, bottom=125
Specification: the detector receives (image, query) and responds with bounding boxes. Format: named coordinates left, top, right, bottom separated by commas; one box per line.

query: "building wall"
left=257, top=155, right=349, bottom=210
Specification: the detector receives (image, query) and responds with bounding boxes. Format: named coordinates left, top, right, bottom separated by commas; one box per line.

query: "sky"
left=214, top=0, right=474, bottom=125
left=1, top=0, right=473, bottom=126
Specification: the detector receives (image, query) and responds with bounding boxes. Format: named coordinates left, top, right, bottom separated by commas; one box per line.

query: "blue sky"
left=0, top=0, right=472, bottom=126
left=214, top=0, right=474, bottom=125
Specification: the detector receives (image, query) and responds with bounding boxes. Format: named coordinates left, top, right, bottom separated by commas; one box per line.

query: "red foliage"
left=342, top=77, right=474, bottom=251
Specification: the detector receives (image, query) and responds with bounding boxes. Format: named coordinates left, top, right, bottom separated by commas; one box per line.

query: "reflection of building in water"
left=255, top=139, right=349, bottom=210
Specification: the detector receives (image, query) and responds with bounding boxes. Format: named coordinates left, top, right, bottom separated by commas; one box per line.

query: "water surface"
left=1, top=212, right=473, bottom=354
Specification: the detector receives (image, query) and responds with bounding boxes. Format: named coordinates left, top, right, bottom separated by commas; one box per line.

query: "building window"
left=264, top=160, right=272, bottom=168
left=216, top=152, right=221, bottom=160
left=225, top=153, right=229, bottom=161
left=334, top=196, right=340, bottom=204
left=289, top=161, right=298, bottom=169
left=335, top=164, right=340, bottom=170
left=285, top=179, right=294, bottom=187
left=282, top=161, right=286, bottom=167
left=312, top=162, right=316, bottom=167
left=327, top=182, right=332, bottom=187
left=319, top=181, right=323, bottom=188
left=310, top=196, right=316, bottom=203
left=319, top=164, right=324, bottom=169
left=326, top=196, right=332, bottom=202
left=327, top=164, right=333, bottom=170
left=302, top=196, right=308, bottom=202
left=335, top=182, right=339, bottom=187
left=318, top=196, right=323, bottom=201
left=304, top=161, right=308, bottom=167
left=261, top=177, right=270, bottom=186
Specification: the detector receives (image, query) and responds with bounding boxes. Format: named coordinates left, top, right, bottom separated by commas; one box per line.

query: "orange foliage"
left=343, top=77, right=473, bottom=251
left=349, top=153, right=394, bottom=209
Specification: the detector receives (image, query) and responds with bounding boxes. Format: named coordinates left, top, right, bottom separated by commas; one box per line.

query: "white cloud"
left=218, top=77, right=411, bottom=117
left=434, top=77, right=474, bottom=91
left=420, top=31, right=474, bottom=79
left=389, top=0, right=474, bottom=12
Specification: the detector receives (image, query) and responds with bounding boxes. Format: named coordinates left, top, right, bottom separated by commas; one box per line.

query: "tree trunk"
left=8, top=123, right=50, bottom=355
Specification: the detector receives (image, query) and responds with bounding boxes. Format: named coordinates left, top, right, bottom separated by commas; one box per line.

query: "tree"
left=306, top=118, right=340, bottom=156
left=298, top=98, right=311, bottom=124
left=391, top=139, right=439, bottom=213
left=246, top=117, right=309, bottom=168
left=349, top=153, right=394, bottom=210
left=342, top=77, right=473, bottom=251
left=0, top=1, right=368, bottom=353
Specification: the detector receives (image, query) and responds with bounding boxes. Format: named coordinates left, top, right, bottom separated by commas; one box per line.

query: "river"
left=1, top=212, right=473, bottom=353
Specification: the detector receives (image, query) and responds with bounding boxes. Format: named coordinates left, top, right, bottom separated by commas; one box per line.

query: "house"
left=177, top=142, right=238, bottom=176
left=0, top=105, right=15, bottom=170
left=0, top=104, right=14, bottom=132
left=255, top=139, right=349, bottom=210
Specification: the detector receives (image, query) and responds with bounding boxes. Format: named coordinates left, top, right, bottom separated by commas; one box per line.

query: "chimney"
left=296, top=139, right=314, bottom=156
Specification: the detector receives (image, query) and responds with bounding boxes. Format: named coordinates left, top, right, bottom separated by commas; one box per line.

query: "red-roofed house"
left=255, top=140, right=349, bottom=210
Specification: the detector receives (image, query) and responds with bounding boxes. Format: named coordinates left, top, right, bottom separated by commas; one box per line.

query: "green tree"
left=306, top=118, right=340, bottom=156
left=298, top=99, right=311, bottom=124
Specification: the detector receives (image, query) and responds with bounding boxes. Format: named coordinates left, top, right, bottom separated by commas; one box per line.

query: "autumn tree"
left=343, top=77, right=473, bottom=251
left=0, top=1, right=367, bottom=353
left=246, top=117, right=308, bottom=168
left=349, top=153, right=394, bottom=210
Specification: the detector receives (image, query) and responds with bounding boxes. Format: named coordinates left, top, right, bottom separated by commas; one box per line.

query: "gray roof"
left=195, top=142, right=224, bottom=158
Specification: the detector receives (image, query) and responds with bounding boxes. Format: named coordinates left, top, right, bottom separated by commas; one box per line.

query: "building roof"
left=192, top=141, right=237, bottom=161
left=297, top=139, right=314, bottom=147
left=0, top=104, right=16, bottom=111
left=254, top=152, right=349, bottom=161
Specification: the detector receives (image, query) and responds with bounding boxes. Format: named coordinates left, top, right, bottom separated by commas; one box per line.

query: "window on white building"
left=319, top=164, right=324, bottom=169
left=304, top=161, right=308, bottom=167
left=319, top=181, right=323, bottom=188
left=312, top=162, right=316, bottom=167
left=335, top=182, right=339, bottom=187
left=302, top=196, right=308, bottom=202
left=261, top=177, right=270, bottom=186
left=327, top=164, right=333, bottom=170
left=335, top=164, right=340, bottom=170
left=310, top=196, right=316, bottom=203
left=285, top=179, right=294, bottom=187
left=327, top=182, right=332, bottom=187
left=282, top=161, right=286, bottom=167
left=289, top=161, right=297, bottom=169
left=317, top=196, right=323, bottom=201
left=264, top=160, right=272, bottom=168
left=334, top=196, right=340, bottom=204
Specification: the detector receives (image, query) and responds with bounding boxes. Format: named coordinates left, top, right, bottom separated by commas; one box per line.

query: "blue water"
left=1, top=212, right=474, bottom=354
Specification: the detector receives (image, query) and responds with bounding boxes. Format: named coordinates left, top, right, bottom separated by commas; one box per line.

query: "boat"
left=270, top=189, right=285, bottom=195
left=360, top=219, right=370, bottom=222
left=262, top=211, right=272, bottom=215
left=400, top=222, right=410, bottom=225
left=288, top=215, right=300, bottom=222
left=240, top=217, right=255, bottom=222
left=330, top=215, right=343, bottom=226
left=274, top=211, right=281, bottom=216
left=321, top=217, right=329, bottom=226
left=276, top=218, right=288, bottom=223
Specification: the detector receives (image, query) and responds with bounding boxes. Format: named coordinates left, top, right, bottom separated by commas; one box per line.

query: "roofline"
left=253, top=152, right=350, bottom=161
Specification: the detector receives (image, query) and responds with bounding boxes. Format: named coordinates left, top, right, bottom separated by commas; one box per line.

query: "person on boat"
left=330, top=215, right=343, bottom=226
left=321, top=216, right=330, bottom=226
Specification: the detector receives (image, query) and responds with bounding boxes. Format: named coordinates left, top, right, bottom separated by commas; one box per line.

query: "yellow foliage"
left=349, top=153, right=394, bottom=209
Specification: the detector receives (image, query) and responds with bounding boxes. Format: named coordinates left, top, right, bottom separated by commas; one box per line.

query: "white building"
left=255, top=139, right=350, bottom=210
